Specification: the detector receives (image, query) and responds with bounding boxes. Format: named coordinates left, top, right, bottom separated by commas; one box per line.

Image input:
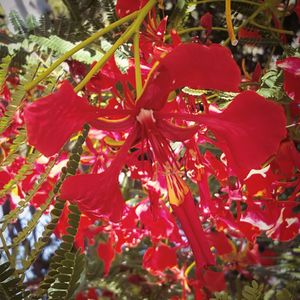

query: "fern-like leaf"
left=210, top=291, right=231, bottom=300
left=0, top=63, right=39, bottom=135
left=0, top=55, right=12, bottom=93
left=0, top=151, right=41, bottom=198
left=32, top=126, right=89, bottom=298
left=8, top=11, right=27, bottom=36
left=29, top=35, right=102, bottom=64
left=1, top=156, right=57, bottom=231
left=1, top=128, right=27, bottom=167
left=0, top=262, right=29, bottom=300
left=242, top=280, right=264, bottom=300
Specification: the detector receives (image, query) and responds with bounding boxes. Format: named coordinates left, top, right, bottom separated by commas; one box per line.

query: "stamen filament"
left=225, top=0, right=238, bottom=46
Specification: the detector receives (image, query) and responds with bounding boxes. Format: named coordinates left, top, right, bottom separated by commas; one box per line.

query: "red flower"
left=137, top=200, right=182, bottom=243
left=24, top=43, right=286, bottom=273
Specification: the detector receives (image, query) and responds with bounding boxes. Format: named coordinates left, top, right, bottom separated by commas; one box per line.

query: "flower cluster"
left=2, top=0, right=296, bottom=297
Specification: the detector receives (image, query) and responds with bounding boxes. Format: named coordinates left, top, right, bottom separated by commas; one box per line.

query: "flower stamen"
left=225, top=0, right=238, bottom=46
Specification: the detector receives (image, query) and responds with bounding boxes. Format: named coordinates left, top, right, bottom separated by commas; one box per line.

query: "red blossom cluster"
left=1, top=0, right=300, bottom=298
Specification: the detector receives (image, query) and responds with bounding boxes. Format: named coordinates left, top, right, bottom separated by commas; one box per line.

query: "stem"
left=24, top=11, right=139, bottom=91
left=222, top=3, right=268, bottom=46
left=250, top=20, right=294, bottom=35
left=225, top=0, right=238, bottom=46
left=74, top=0, right=157, bottom=92
left=240, top=81, right=260, bottom=87
left=133, top=30, right=143, bottom=99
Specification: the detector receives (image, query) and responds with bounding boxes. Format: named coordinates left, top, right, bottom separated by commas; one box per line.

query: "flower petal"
left=211, top=91, right=286, bottom=178
left=163, top=91, right=286, bottom=178
left=170, top=180, right=216, bottom=269
left=138, top=43, right=241, bottom=110
left=61, top=172, right=125, bottom=222
left=200, top=12, right=213, bottom=36
left=142, top=244, right=177, bottom=273
left=277, top=57, right=300, bottom=102
left=115, top=0, right=143, bottom=18
left=24, top=81, right=97, bottom=156
left=97, top=236, right=115, bottom=275
left=60, top=129, right=137, bottom=222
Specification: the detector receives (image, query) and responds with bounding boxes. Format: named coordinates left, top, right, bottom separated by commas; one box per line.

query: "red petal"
left=97, top=236, right=115, bottom=275
left=86, top=57, right=123, bottom=93
left=252, top=63, right=262, bottom=83
left=160, top=91, right=286, bottom=178
left=277, top=57, right=300, bottom=75
left=143, top=244, right=177, bottom=272
left=212, top=91, right=286, bottom=178
left=202, top=269, right=226, bottom=292
left=200, top=12, right=213, bottom=35
left=267, top=206, right=300, bottom=242
left=271, top=139, right=300, bottom=177
left=138, top=43, right=241, bottom=110
left=206, top=231, right=234, bottom=255
left=137, top=201, right=182, bottom=242
left=0, top=170, right=11, bottom=190
left=277, top=57, right=300, bottom=102
left=171, top=190, right=215, bottom=269
left=60, top=130, right=137, bottom=222
left=24, top=81, right=97, bottom=156
left=244, top=167, right=276, bottom=198
left=115, top=0, right=142, bottom=18
left=61, top=171, right=125, bottom=222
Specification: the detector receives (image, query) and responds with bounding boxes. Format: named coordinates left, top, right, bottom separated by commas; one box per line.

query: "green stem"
left=24, top=11, right=139, bottom=92
left=74, top=0, right=157, bottom=92
left=250, top=20, right=294, bottom=35
left=133, top=30, right=143, bottom=98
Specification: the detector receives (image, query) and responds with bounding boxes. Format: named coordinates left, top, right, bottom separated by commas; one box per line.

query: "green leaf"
left=242, top=280, right=264, bottom=300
